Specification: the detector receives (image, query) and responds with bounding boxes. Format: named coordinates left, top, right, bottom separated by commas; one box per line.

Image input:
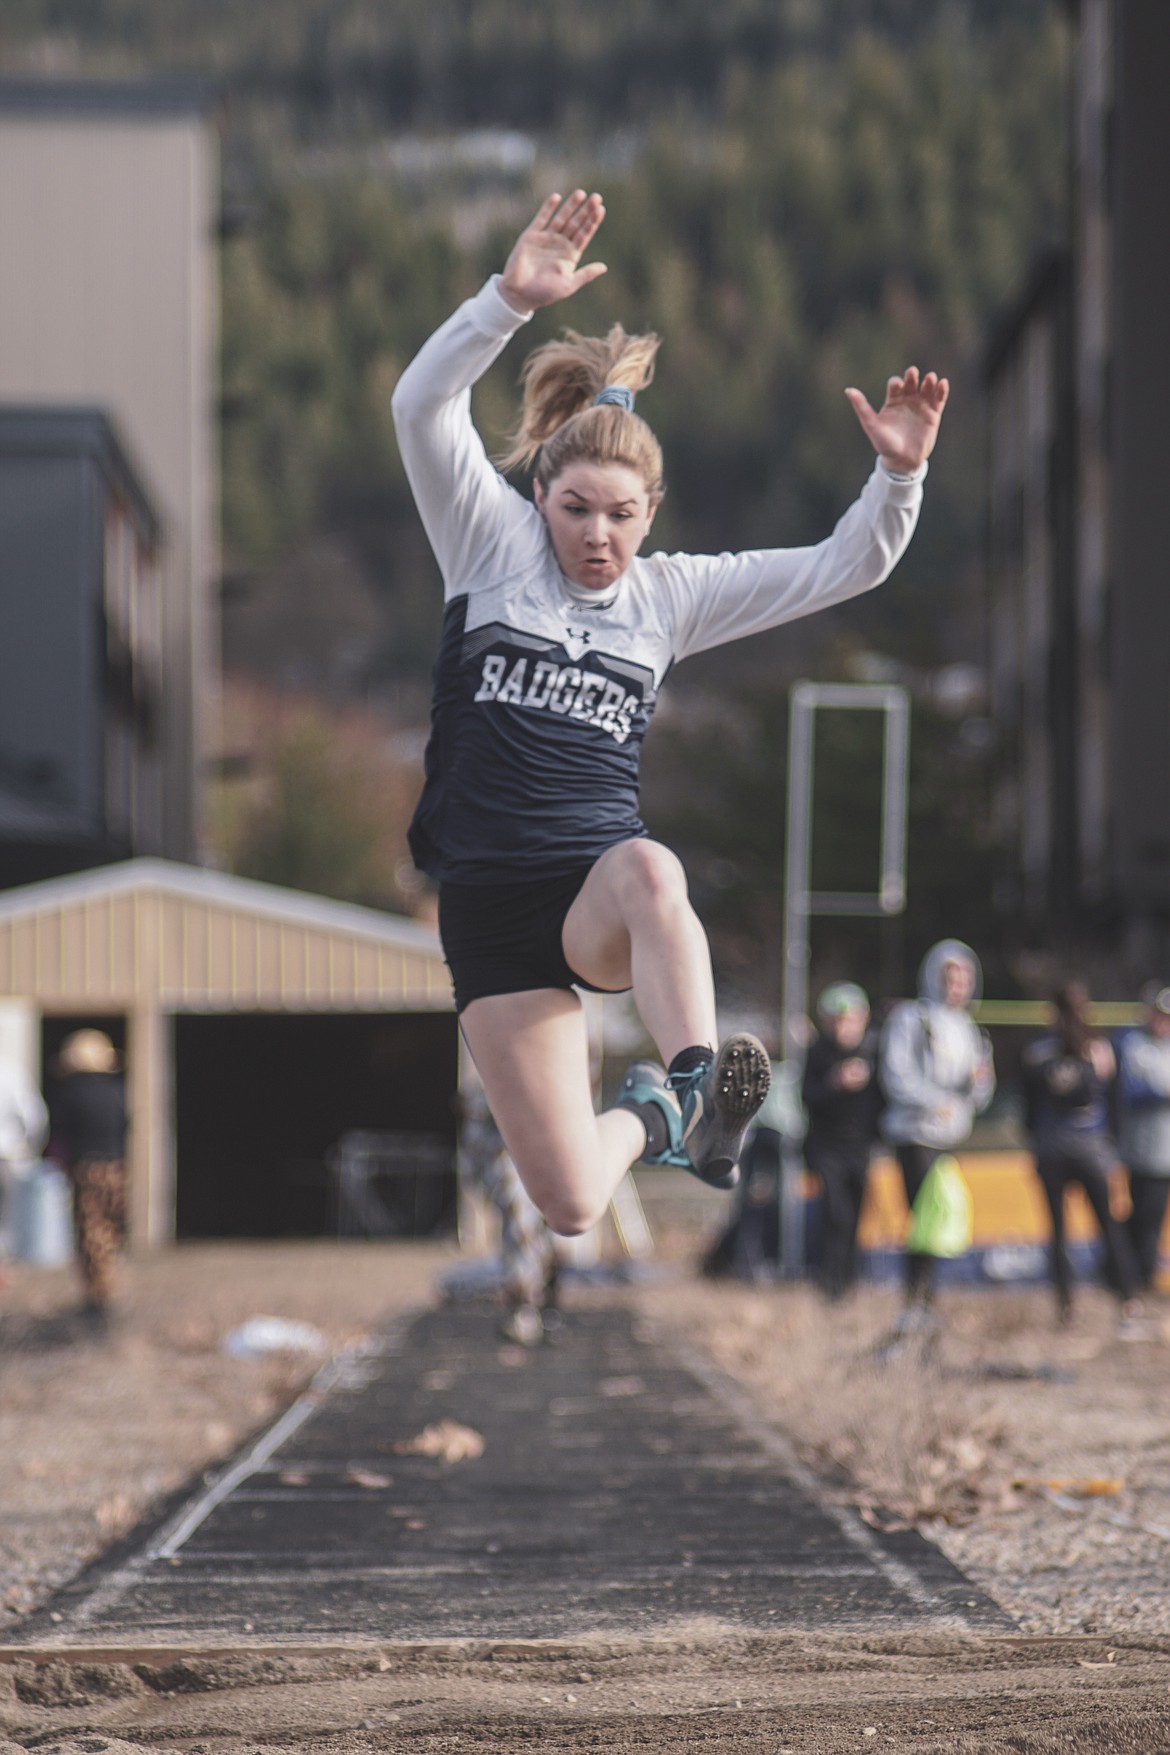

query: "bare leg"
left=561, top=838, right=717, bottom=1063
left=460, top=987, right=645, bottom=1236
left=461, top=840, right=736, bottom=1233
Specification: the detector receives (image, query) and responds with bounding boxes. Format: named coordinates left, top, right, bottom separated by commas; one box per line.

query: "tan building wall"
left=0, top=83, right=219, bottom=865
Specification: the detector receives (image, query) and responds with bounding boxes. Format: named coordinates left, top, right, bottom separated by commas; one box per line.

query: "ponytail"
left=1053, top=981, right=1095, bottom=1057
left=498, top=324, right=664, bottom=500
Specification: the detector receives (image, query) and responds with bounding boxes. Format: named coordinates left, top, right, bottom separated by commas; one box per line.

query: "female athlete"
left=391, top=190, right=947, bottom=1236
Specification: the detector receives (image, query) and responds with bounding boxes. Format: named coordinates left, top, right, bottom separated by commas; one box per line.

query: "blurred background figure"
left=1116, top=982, right=1170, bottom=1295
left=0, top=1044, right=49, bottom=1292
left=702, top=1053, right=801, bottom=1284
left=1021, top=983, right=1142, bottom=1333
left=879, top=939, right=995, bottom=1340
left=801, top=982, right=881, bottom=1301
left=457, top=1082, right=558, bottom=1346
left=50, top=1030, right=128, bottom=1330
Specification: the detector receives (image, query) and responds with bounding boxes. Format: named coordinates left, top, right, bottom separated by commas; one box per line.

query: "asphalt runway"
left=12, top=1300, right=1009, bottom=1650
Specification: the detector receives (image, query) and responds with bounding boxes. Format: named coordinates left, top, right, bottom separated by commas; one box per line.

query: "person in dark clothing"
left=1021, top=983, right=1144, bottom=1333
left=51, top=1030, right=128, bottom=1325
left=802, top=983, right=881, bottom=1299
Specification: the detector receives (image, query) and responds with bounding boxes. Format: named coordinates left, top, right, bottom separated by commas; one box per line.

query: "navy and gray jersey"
left=391, top=275, right=926, bottom=885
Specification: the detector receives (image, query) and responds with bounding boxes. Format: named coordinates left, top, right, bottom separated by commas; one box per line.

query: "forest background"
left=1, top=0, right=1069, bottom=1009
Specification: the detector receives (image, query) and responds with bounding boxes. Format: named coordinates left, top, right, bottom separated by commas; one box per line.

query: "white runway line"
left=670, top=1338, right=989, bottom=1630
left=149, top=1335, right=394, bottom=1561
left=49, top=1333, right=400, bottom=1634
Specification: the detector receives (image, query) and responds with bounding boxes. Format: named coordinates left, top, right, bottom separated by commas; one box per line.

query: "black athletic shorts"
left=438, top=866, right=626, bottom=1013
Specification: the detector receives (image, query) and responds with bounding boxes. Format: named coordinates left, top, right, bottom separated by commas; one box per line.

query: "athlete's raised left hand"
left=845, top=367, right=949, bottom=475
left=499, top=191, right=607, bottom=315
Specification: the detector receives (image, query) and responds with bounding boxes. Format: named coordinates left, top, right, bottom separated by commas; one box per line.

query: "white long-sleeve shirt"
left=0, top=1055, right=48, bottom=1168
left=1117, top=1027, right=1170, bottom=1173
left=392, top=276, right=926, bottom=883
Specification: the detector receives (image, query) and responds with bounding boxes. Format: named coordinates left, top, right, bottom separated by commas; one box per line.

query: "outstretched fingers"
left=503, top=189, right=607, bottom=311
left=875, top=366, right=950, bottom=414
left=531, top=192, right=564, bottom=230
left=529, top=189, right=606, bottom=259
left=527, top=190, right=599, bottom=234
left=562, top=190, right=605, bottom=248
left=845, top=363, right=950, bottom=471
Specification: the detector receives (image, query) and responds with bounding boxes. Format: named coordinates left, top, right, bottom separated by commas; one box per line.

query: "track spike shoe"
left=668, top=1034, right=771, bottom=1191
left=616, top=1059, right=690, bottom=1168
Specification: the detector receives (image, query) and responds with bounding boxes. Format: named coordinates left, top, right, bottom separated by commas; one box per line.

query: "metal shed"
left=0, top=860, right=455, bottom=1245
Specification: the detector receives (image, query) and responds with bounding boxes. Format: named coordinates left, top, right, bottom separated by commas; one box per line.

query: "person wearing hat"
left=802, top=982, right=882, bottom=1299
left=1116, top=983, right=1170, bottom=1293
left=52, top=1030, right=128, bottom=1326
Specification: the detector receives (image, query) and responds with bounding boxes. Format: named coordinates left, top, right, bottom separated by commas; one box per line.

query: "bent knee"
left=516, top=1168, right=605, bottom=1237
left=609, top=838, right=689, bottom=913
left=542, top=1195, right=606, bottom=1237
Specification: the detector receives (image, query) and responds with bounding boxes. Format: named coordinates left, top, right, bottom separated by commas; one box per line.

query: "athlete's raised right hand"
left=499, top=191, right=607, bottom=314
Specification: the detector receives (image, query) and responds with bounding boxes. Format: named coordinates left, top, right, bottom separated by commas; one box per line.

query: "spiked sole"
left=686, top=1033, right=771, bottom=1187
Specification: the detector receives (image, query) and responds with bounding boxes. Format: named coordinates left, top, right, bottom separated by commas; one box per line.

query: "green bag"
left=905, top=1153, right=974, bottom=1258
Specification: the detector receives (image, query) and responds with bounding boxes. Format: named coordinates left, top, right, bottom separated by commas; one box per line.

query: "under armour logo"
left=567, top=627, right=592, bottom=645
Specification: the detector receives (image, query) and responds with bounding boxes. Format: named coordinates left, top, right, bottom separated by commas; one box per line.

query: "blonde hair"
left=499, top=324, right=664, bottom=500
left=57, top=1029, right=120, bottom=1075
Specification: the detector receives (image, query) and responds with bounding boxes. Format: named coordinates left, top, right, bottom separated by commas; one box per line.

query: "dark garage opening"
left=175, top=1011, right=459, bottom=1240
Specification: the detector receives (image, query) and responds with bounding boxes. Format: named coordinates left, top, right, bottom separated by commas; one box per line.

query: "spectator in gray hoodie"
left=879, top=939, right=995, bottom=1325
left=1117, top=982, right=1170, bottom=1292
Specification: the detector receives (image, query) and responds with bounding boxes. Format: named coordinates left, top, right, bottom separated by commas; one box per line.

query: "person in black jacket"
left=1021, top=983, right=1143, bottom=1332
left=802, top=983, right=881, bottom=1299
left=52, top=1030, right=128, bottom=1327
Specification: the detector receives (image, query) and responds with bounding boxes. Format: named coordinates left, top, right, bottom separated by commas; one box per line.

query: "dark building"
left=0, top=77, right=219, bottom=869
left=0, top=407, right=165, bottom=887
left=986, top=0, right=1170, bottom=969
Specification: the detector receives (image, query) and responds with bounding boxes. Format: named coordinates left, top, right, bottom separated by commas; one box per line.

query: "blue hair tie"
left=594, top=385, right=635, bottom=412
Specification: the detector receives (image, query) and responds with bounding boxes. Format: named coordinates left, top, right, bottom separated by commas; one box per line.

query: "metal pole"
left=879, top=690, right=910, bottom=914
left=781, top=684, right=815, bottom=1061
left=778, top=681, right=910, bottom=1282
left=779, top=685, right=815, bottom=1278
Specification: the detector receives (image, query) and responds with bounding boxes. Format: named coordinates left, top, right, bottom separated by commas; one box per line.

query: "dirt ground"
left=635, top=1270, right=1170, bottom=1639
left=0, top=1242, right=458, bottom=1624
left=2, top=1236, right=1170, bottom=1752
left=3, top=1631, right=1170, bottom=1755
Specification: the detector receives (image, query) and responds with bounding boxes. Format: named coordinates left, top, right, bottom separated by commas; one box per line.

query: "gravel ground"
left=2, top=1236, right=1169, bottom=1640
left=0, top=1242, right=457, bottom=1626
left=635, top=1268, right=1170, bottom=1637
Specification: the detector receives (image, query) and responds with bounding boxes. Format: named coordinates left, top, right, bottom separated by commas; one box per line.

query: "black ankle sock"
left=632, top=1101, right=670, bottom=1158
left=668, top=1044, right=714, bottom=1079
